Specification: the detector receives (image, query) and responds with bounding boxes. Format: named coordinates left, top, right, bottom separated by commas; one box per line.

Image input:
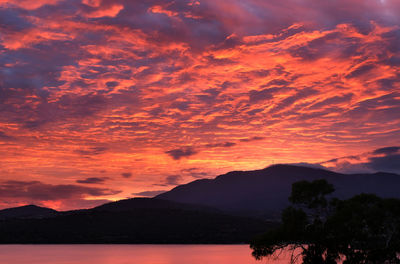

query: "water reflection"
left=0, top=245, right=297, bottom=264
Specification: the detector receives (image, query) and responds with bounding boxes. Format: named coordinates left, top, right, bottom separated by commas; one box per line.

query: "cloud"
left=121, top=172, right=132, bottom=178
left=83, top=3, right=124, bottom=18
left=346, top=64, right=376, bottom=79
left=307, top=93, right=353, bottom=110
left=373, top=146, right=400, bottom=155
left=153, top=174, right=183, bottom=186
left=165, top=147, right=198, bottom=160
left=0, top=0, right=60, bottom=10
left=0, top=131, right=15, bottom=141
left=205, top=141, right=236, bottom=148
left=76, top=177, right=108, bottom=184
left=75, top=146, right=108, bottom=156
left=249, top=88, right=276, bottom=103
left=239, top=136, right=265, bottom=142
left=0, top=180, right=121, bottom=201
left=165, top=175, right=182, bottom=185
left=165, top=141, right=237, bottom=160
left=181, top=167, right=209, bottom=179
left=132, top=190, right=167, bottom=197
left=0, top=0, right=399, bottom=210
left=321, top=146, right=400, bottom=174
left=53, top=198, right=113, bottom=211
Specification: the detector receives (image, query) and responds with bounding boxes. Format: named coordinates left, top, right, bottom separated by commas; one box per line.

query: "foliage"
left=251, top=179, right=400, bottom=264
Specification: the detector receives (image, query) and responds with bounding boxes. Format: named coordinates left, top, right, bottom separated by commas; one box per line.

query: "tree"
left=250, top=179, right=400, bottom=264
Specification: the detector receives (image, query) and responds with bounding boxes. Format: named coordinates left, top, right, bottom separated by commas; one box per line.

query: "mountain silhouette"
left=2, top=164, right=399, bottom=243
left=0, top=204, right=57, bottom=219
left=157, top=164, right=400, bottom=218
left=92, top=197, right=219, bottom=213
left=0, top=198, right=271, bottom=244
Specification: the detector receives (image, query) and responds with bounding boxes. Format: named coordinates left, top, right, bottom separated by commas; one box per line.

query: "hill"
left=0, top=198, right=271, bottom=244
left=2, top=164, right=399, bottom=243
left=157, top=164, right=400, bottom=218
left=0, top=205, right=57, bottom=219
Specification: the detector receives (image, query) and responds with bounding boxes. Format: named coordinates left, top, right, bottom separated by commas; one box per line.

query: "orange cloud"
left=84, top=3, right=124, bottom=18
left=149, top=5, right=179, bottom=17
left=0, top=0, right=399, bottom=210
left=0, top=0, right=59, bottom=10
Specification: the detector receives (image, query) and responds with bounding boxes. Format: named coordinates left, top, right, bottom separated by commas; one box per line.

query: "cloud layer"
left=0, top=0, right=399, bottom=209
left=322, top=146, right=400, bottom=174
left=0, top=180, right=120, bottom=210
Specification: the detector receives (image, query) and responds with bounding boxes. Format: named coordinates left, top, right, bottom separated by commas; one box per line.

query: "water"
left=0, top=245, right=296, bottom=264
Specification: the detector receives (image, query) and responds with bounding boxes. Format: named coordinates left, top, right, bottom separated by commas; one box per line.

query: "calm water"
left=0, top=245, right=297, bottom=264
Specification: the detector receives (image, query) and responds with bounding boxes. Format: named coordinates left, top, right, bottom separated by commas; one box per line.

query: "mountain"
left=92, top=197, right=219, bottom=213
left=156, top=164, right=400, bottom=218
left=0, top=198, right=272, bottom=244
left=2, top=164, right=399, bottom=243
left=0, top=205, right=57, bottom=219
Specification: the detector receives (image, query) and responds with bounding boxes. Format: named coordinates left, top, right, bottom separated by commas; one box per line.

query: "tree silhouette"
left=251, top=179, right=400, bottom=263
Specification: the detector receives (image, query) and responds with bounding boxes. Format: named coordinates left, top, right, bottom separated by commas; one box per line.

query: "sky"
left=0, top=0, right=399, bottom=210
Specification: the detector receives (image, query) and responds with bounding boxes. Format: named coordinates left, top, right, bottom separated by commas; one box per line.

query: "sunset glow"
left=1, top=0, right=399, bottom=210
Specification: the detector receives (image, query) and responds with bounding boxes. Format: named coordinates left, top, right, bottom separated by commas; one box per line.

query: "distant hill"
left=0, top=205, right=57, bottom=219
left=2, top=164, right=399, bottom=243
left=0, top=198, right=272, bottom=244
left=92, top=197, right=220, bottom=213
left=157, top=164, right=400, bottom=219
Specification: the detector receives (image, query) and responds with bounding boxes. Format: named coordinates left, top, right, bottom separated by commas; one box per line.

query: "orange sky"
left=0, top=0, right=399, bottom=210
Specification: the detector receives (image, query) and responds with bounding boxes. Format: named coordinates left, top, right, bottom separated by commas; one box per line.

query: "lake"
left=0, top=245, right=297, bottom=264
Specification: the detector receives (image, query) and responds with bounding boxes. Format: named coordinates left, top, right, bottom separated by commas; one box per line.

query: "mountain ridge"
left=0, top=198, right=271, bottom=244
left=2, top=164, right=399, bottom=220
left=156, top=164, right=400, bottom=218
left=0, top=204, right=57, bottom=219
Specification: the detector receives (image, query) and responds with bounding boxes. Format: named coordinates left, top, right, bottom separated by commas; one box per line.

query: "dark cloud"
left=181, top=168, right=209, bottom=178
left=75, top=146, right=108, bottom=156
left=0, top=131, right=15, bottom=141
left=170, top=100, right=191, bottom=111
left=386, top=55, right=400, bottom=67
left=377, top=77, right=399, bottom=90
left=0, top=8, right=33, bottom=32
left=346, top=64, right=376, bottom=79
left=205, top=141, right=236, bottom=148
left=165, top=175, right=182, bottom=185
left=121, top=172, right=132, bottom=178
left=154, top=174, right=183, bottom=186
left=249, top=88, right=276, bottom=103
left=0, top=41, right=76, bottom=104
left=321, top=147, right=400, bottom=174
left=308, top=93, right=353, bottom=110
left=10, top=93, right=108, bottom=130
left=288, top=30, right=365, bottom=61
left=373, top=146, right=400, bottom=155
left=59, top=199, right=113, bottom=210
left=266, top=79, right=289, bottom=86
left=270, top=88, right=319, bottom=114
left=239, top=136, right=265, bottom=142
left=165, top=146, right=198, bottom=160
left=346, top=93, right=400, bottom=122
left=381, top=28, right=400, bottom=53
left=57, top=93, right=108, bottom=119
left=133, top=190, right=167, bottom=197
left=76, top=177, right=109, bottom=184
left=0, top=180, right=121, bottom=201
left=106, top=81, right=119, bottom=88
